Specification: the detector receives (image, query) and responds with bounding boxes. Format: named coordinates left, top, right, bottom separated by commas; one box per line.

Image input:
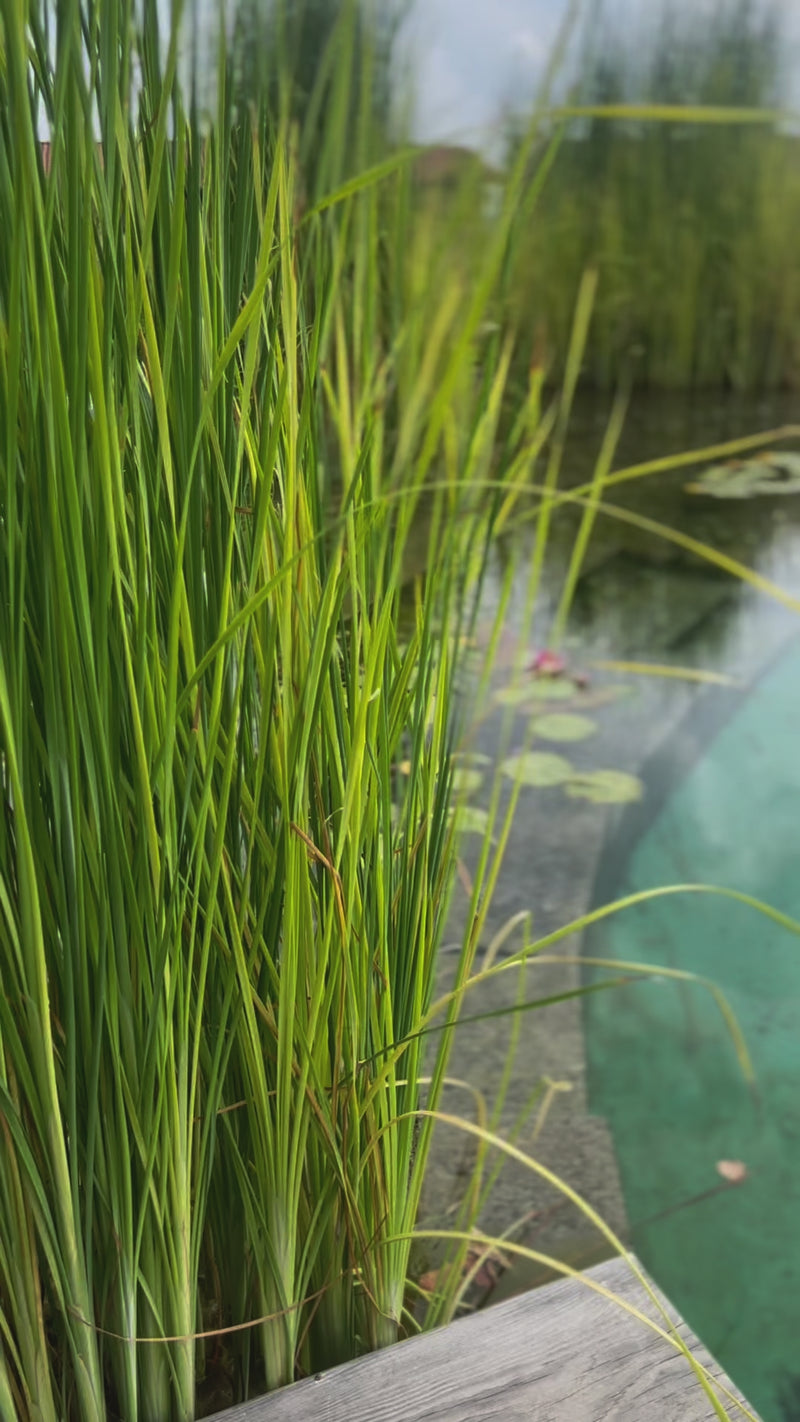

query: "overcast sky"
left=38, top=1, right=800, bottom=146
left=182, top=0, right=575, bottom=142
left=397, top=0, right=800, bottom=151
left=397, top=0, right=569, bottom=149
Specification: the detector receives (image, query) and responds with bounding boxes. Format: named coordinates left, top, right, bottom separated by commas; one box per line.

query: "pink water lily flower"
left=529, top=649, right=567, bottom=676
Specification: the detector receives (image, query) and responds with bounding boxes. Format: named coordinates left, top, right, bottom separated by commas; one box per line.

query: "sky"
left=396, top=0, right=569, bottom=150
left=37, top=0, right=800, bottom=146
left=396, top=0, right=800, bottom=151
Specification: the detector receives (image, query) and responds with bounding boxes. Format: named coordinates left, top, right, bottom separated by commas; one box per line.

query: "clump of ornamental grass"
left=0, top=4, right=790, bottom=1421
left=0, top=1, right=544, bottom=1416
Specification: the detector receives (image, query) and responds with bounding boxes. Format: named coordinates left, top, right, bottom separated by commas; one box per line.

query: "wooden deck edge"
left=207, top=1255, right=758, bottom=1421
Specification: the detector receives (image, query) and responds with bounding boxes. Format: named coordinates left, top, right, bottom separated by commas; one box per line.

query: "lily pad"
left=453, top=751, right=491, bottom=767
left=686, top=451, right=800, bottom=499
left=451, top=767, right=484, bottom=794
left=495, top=684, right=537, bottom=707
left=452, top=805, right=491, bottom=836
left=527, top=678, right=575, bottom=701
left=500, top=751, right=573, bottom=787
left=532, top=713, right=597, bottom=742
left=495, top=679, right=573, bottom=707
left=565, top=770, right=643, bottom=804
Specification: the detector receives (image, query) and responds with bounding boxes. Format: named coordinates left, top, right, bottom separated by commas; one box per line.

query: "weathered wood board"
left=208, top=1255, right=756, bottom=1421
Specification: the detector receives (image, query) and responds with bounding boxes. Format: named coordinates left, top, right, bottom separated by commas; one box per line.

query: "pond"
left=423, top=388, right=800, bottom=1422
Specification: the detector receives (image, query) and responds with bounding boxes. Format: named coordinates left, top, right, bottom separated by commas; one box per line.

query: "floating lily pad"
left=452, top=805, right=491, bottom=836
left=565, top=770, right=643, bottom=803
left=501, top=751, right=573, bottom=786
left=495, top=679, right=573, bottom=707
left=451, top=767, right=484, bottom=794
left=532, top=713, right=597, bottom=742
left=453, top=751, right=491, bottom=767
left=686, top=451, right=800, bottom=499
left=495, top=684, right=536, bottom=707
left=527, top=679, right=576, bottom=701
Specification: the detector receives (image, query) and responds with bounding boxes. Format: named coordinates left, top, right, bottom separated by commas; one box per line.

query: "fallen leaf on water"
left=716, top=1159, right=748, bottom=1183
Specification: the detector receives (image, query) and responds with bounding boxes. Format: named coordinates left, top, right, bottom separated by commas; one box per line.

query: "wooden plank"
left=208, top=1255, right=757, bottom=1421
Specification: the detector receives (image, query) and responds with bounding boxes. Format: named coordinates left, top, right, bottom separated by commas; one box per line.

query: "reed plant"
left=0, top=1, right=560, bottom=1415
left=0, top=3, right=793, bottom=1420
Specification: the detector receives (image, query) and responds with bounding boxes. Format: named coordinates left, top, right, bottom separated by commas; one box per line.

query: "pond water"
left=423, top=388, right=800, bottom=1421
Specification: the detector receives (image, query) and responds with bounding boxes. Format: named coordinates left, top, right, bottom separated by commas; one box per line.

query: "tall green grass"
left=506, top=0, right=800, bottom=390
left=0, top=1, right=555, bottom=1416
left=0, top=3, right=793, bottom=1419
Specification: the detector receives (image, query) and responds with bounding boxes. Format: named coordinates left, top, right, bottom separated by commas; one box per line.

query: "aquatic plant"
left=0, top=0, right=560, bottom=1413
left=0, top=3, right=784, bottom=1419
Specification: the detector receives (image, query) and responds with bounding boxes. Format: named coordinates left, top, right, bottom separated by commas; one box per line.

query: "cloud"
left=399, top=0, right=800, bottom=149
left=399, top=0, right=563, bottom=148
left=514, top=28, right=550, bottom=64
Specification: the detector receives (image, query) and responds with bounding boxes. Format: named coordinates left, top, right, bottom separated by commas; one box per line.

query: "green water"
left=432, top=389, right=800, bottom=1418
left=584, top=644, right=800, bottom=1422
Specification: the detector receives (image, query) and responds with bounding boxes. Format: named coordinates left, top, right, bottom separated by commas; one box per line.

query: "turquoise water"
left=431, top=392, right=800, bottom=1414
left=584, top=642, right=800, bottom=1421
